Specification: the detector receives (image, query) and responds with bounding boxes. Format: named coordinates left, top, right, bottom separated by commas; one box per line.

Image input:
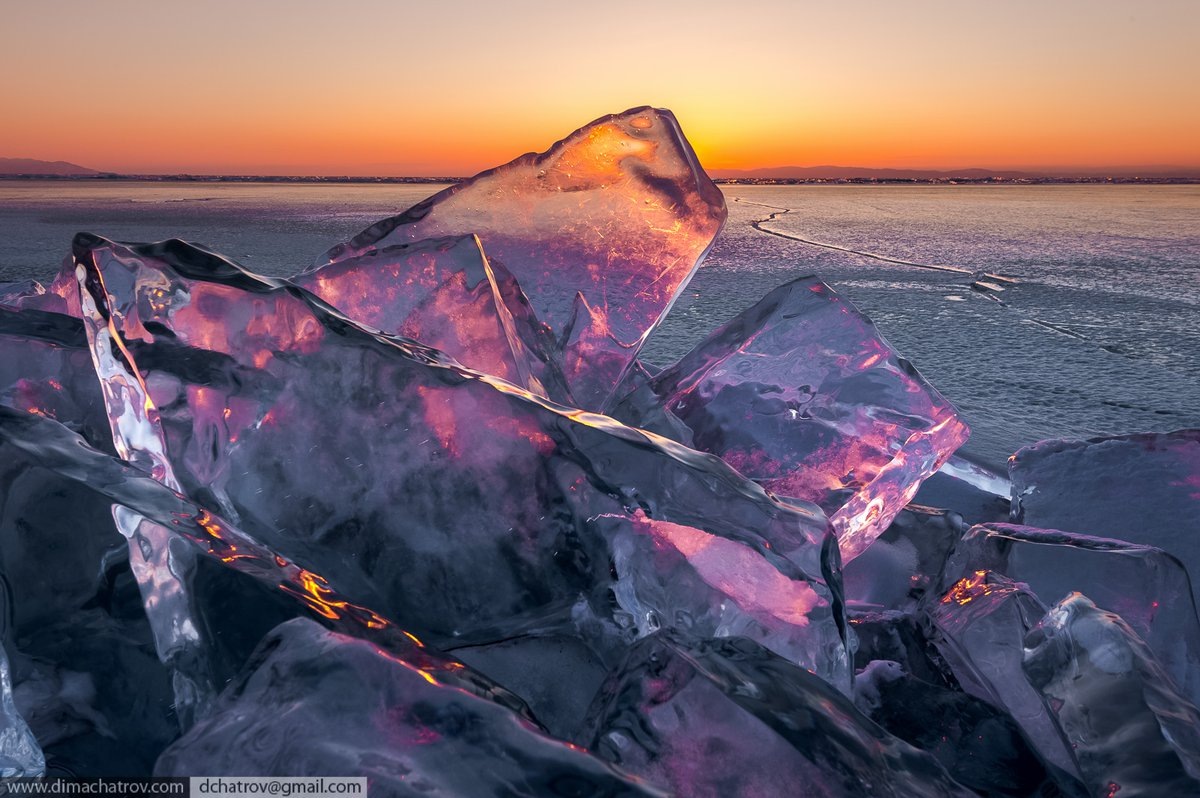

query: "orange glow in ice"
left=942, top=570, right=1001, bottom=606
left=281, top=569, right=393, bottom=631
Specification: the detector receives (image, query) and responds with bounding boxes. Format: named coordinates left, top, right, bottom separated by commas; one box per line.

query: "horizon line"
left=5, top=157, right=1200, bottom=181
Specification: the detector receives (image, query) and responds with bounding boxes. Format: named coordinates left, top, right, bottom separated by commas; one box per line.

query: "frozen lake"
left=2, top=180, right=1197, bottom=468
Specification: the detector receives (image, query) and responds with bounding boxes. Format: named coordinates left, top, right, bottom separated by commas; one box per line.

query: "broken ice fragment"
left=156, top=618, right=661, bottom=795
left=842, top=506, right=966, bottom=610
left=612, top=277, right=968, bottom=560
left=293, top=235, right=569, bottom=400
left=0, top=646, right=44, bottom=778
left=927, top=571, right=1082, bottom=787
left=854, top=660, right=1060, bottom=797
left=76, top=246, right=219, bottom=724
left=1010, top=430, right=1200, bottom=602
left=943, top=523, right=1200, bottom=704
left=581, top=632, right=973, bottom=797
left=314, top=107, right=727, bottom=409
left=0, top=280, right=48, bottom=309
left=600, top=511, right=849, bottom=690
left=71, top=235, right=845, bottom=681
left=0, top=260, right=81, bottom=317
left=1024, top=593, right=1200, bottom=797
left=0, top=307, right=112, bottom=453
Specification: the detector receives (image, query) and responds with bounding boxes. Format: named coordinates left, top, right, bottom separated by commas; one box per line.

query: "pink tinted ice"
left=312, top=107, right=727, bottom=410
left=69, top=234, right=847, bottom=687
left=612, top=277, right=969, bottom=561
left=293, top=235, right=568, bottom=398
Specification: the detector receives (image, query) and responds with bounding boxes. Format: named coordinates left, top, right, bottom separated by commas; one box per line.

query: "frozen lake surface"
left=1, top=181, right=1196, bottom=468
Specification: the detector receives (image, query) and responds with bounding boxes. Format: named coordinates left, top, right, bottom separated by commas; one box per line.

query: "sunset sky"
left=3, top=0, right=1198, bottom=176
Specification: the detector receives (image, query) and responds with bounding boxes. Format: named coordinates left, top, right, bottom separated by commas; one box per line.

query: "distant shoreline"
left=0, top=174, right=1197, bottom=186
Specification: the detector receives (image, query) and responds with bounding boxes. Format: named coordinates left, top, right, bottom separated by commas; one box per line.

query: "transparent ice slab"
left=294, top=234, right=569, bottom=400
left=0, top=406, right=530, bottom=717
left=1024, top=593, right=1200, bottom=797
left=927, top=571, right=1082, bottom=787
left=1011, top=430, right=1200, bottom=601
left=943, top=522, right=1200, bottom=705
left=313, top=107, right=727, bottom=410
left=612, top=277, right=969, bottom=560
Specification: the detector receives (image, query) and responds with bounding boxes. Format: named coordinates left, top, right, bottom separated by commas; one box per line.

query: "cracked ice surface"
left=71, top=234, right=849, bottom=687
left=312, top=107, right=728, bottom=410
left=612, top=276, right=968, bottom=560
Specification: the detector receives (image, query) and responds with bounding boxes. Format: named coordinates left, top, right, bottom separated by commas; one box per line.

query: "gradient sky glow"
left=3, top=0, right=1198, bottom=175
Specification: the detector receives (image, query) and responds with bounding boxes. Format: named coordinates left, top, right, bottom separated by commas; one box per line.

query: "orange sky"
left=3, top=0, right=1198, bottom=175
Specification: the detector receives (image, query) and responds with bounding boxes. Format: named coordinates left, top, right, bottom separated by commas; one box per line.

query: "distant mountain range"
left=0, top=158, right=99, bottom=176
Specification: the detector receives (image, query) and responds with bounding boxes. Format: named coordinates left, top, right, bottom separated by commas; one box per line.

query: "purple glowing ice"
left=612, top=276, right=969, bottom=560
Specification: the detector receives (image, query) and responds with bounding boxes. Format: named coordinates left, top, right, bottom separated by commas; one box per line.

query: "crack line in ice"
left=732, top=198, right=1019, bottom=289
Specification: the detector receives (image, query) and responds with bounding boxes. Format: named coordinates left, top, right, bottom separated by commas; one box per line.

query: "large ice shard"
left=293, top=235, right=569, bottom=400
left=75, top=245, right=220, bottom=723
left=1024, top=593, right=1200, bottom=796
left=156, top=618, right=660, bottom=795
left=70, top=235, right=848, bottom=685
left=612, top=277, right=968, bottom=559
left=580, top=632, right=973, bottom=797
left=1010, top=430, right=1200, bottom=599
left=927, top=571, right=1083, bottom=787
left=313, top=107, right=727, bottom=409
left=943, top=523, right=1200, bottom=703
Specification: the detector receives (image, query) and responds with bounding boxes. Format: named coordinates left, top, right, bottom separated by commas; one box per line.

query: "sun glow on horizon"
left=2, top=0, right=1198, bottom=176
